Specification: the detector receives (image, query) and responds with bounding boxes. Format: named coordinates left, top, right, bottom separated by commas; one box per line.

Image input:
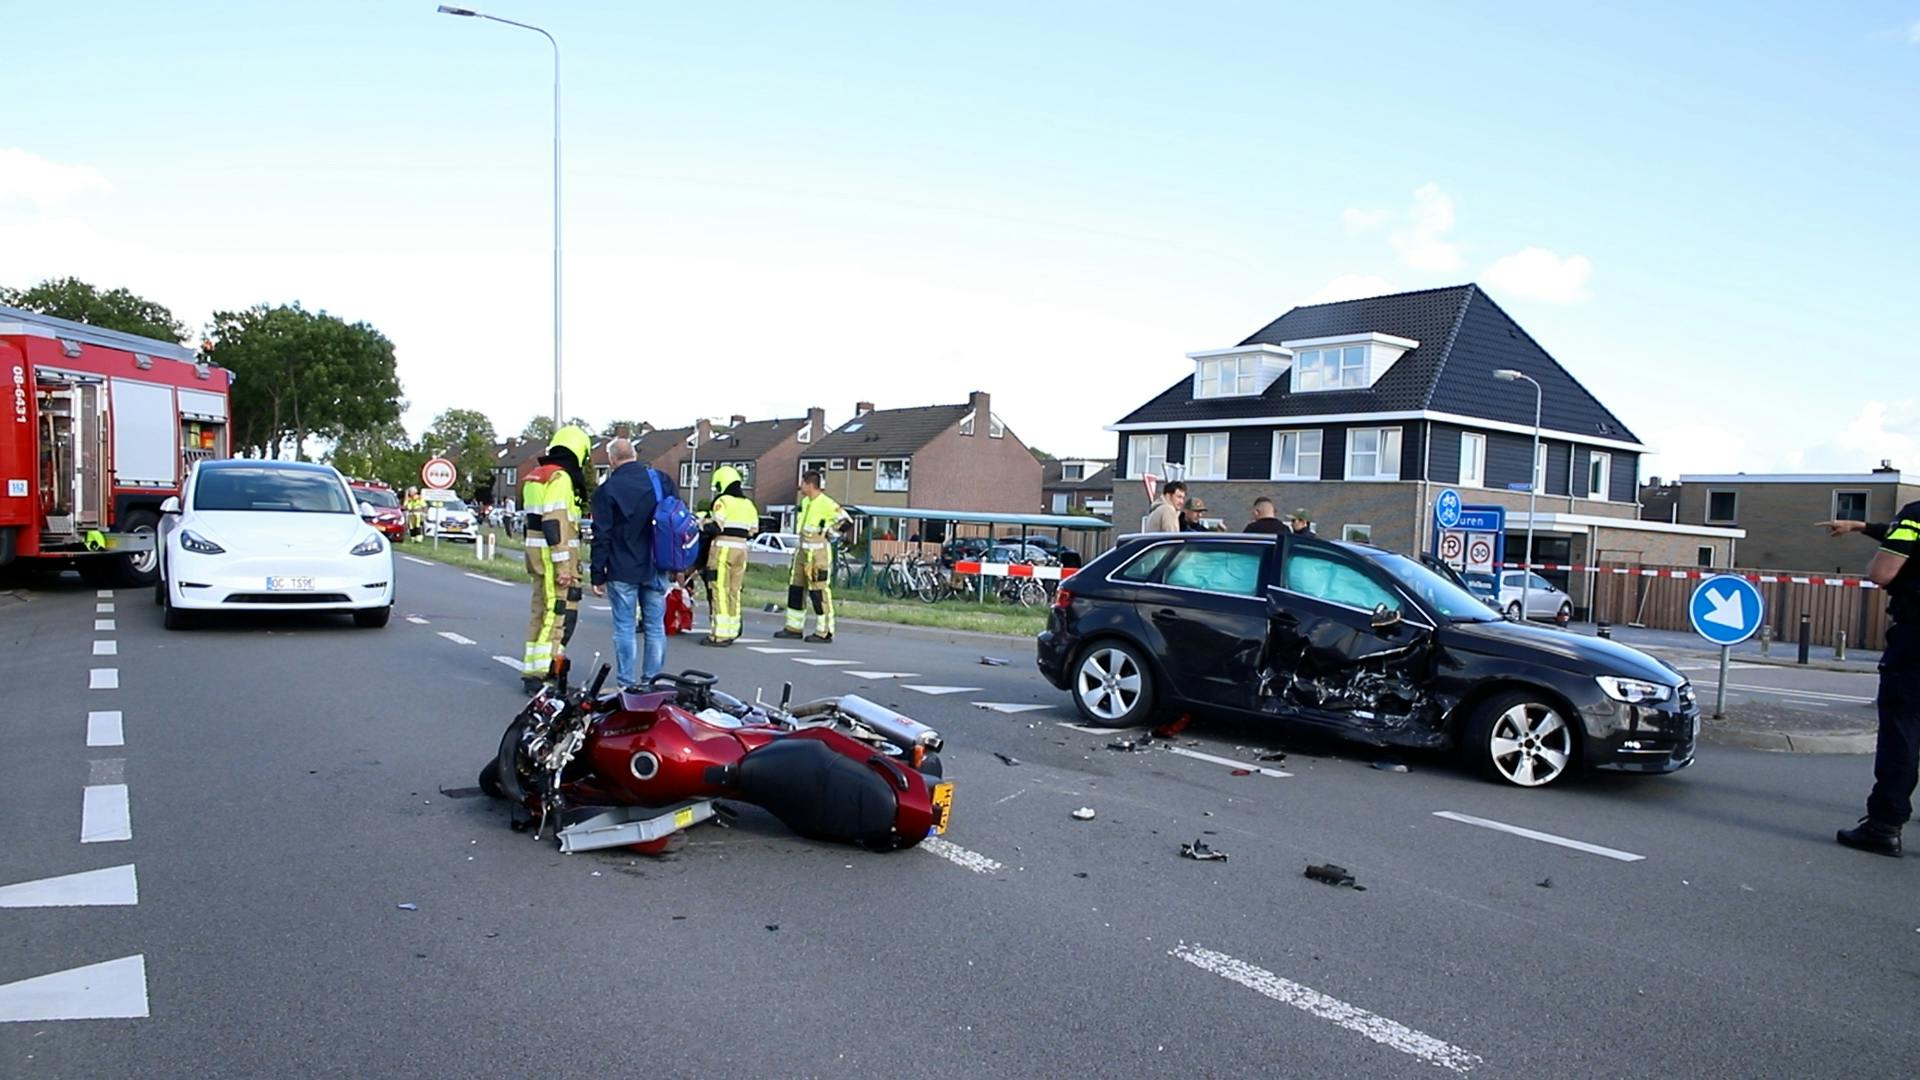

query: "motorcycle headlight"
left=179, top=529, right=225, bottom=555
left=1596, top=675, right=1674, bottom=705
left=350, top=534, right=386, bottom=556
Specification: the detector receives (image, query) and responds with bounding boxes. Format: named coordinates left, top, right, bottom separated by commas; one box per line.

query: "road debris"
left=1537, top=877, right=1553, bottom=889
left=1071, top=807, right=1096, bottom=821
left=1257, top=750, right=1288, bottom=763
left=1181, top=839, right=1229, bottom=861
left=1371, top=760, right=1409, bottom=773
left=396, top=903, right=419, bottom=911
left=993, top=751, right=1021, bottom=766
left=1303, top=863, right=1366, bottom=891
left=1230, top=768, right=1253, bottom=776
left=979, top=656, right=1009, bottom=666
left=765, top=924, right=780, bottom=932
left=1073, top=872, right=1089, bottom=878
left=1152, top=713, right=1192, bottom=738
left=1107, top=738, right=1151, bottom=752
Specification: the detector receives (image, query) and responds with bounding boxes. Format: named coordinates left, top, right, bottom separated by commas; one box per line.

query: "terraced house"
left=803, top=392, right=1042, bottom=519
left=1109, top=285, right=1738, bottom=601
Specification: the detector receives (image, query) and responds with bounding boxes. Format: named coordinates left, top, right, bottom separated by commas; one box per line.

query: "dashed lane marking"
left=493, top=656, right=522, bottom=670
left=94, top=619, right=115, bottom=631
left=1171, top=944, right=1481, bottom=1075
left=921, top=837, right=1004, bottom=874
left=465, top=573, right=514, bottom=588
left=1689, top=680, right=1874, bottom=705
left=748, top=647, right=809, bottom=655
left=844, top=671, right=919, bottom=680
left=1433, top=811, right=1645, bottom=862
left=972, top=702, right=1051, bottom=714
left=792, top=658, right=859, bottom=667
left=96, top=589, right=113, bottom=598
left=0, top=955, right=150, bottom=1022
left=81, top=785, right=132, bottom=843
left=89, top=668, right=119, bottom=690
left=0, top=864, right=138, bottom=908
left=903, top=685, right=983, bottom=696
left=93, top=640, right=117, bottom=656
left=437, top=631, right=478, bottom=646
left=87, top=711, right=124, bottom=748
left=1166, top=745, right=1291, bottom=778
left=405, top=615, right=430, bottom=625
left=95, top=603, right=114, bottom=614
left=402, top=555, right=435, bottom=566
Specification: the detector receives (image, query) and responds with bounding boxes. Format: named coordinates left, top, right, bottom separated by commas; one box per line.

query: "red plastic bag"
left=664, top=583, right=695, bottom=636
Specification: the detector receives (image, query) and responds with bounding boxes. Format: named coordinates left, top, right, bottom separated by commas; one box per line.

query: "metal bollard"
left=1759, top=623, right=1772, bottom=657
left=1596, top=620, right=1612, bottom=639
left=1797, top=613, right=1811, bottom=665
left=1835, top=630, right=1847, bottom=662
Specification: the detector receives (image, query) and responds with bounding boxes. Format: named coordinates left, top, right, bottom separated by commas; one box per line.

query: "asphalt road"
left=3, top=560, right=1916, bottom=1079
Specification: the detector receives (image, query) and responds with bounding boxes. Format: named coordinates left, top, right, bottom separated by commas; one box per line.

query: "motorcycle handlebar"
left=587, top=663, right=612, bottom=700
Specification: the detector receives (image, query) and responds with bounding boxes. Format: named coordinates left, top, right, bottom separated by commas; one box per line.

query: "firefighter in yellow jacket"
left=701, top=465, right=759, bottom=647
left=403, top=488, right=427, bottom=540
left=520, top=425, right=592, bottom=694
left=774, top=469, right=846, bottom=643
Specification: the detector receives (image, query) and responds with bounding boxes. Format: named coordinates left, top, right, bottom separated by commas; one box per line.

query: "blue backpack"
left=647, top=468, right=701, bottom=573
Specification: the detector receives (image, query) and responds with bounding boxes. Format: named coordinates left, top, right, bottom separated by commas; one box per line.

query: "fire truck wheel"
left=98, top=510, right=162, bottom=588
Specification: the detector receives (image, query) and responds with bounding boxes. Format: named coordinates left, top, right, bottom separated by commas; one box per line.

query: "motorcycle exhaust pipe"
left=836, top=694, right=944, bottom=754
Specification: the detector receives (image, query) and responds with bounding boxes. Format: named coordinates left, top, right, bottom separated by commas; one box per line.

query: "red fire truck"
left=1, top=304, right=233, bottom=587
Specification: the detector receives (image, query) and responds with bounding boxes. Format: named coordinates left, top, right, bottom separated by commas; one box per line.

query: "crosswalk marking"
left=87, top=711, right=124, bottom=748
left=972, top=702, right=1050, bottom=714
left=437, top=631, right=477, bottom=646
left=0, top=955, right=150, bottom=1022
left=81, top=785, right=132, bottom=843
left=792, top=658, right=859, bottom=667
left=0, top=865, right=139, bottom=908
left=748, top=647, right=809, bottom=655
left=845, top=671, right=920, bottom=680
left=903, top=685, right=982, bottom=696
left=95, top=619, right=115, bottom=631
left=89, top=668, right=119, bottom=690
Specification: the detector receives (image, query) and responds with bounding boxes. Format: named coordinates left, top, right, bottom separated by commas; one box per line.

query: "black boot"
left=806, top=632, right=833, bottom=644
left=773, top=628, right=803, bottom=640
left=1836, top=817, right=1902, bottom=858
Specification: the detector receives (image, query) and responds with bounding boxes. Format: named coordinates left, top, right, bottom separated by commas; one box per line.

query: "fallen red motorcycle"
left=479, top=666, right=951, bottom=855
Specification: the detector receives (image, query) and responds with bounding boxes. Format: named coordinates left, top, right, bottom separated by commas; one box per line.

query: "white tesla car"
left=156, top=459, right=394, bottom=629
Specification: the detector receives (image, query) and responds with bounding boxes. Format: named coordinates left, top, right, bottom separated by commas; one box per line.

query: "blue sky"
left=3, top=1, right=1915, bottom=478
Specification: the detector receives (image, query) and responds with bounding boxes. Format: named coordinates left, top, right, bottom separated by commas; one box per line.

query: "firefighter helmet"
left=711, top=464, right=742, bottom=493
left=548, top=424, right=592, bottom=467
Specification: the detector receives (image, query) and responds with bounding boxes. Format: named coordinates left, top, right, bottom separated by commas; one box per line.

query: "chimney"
left=968, top=390, right=990, bottom=430
left=854, top=401, right=874, bottom=417
left=1874, top=459, right=1898, bottom=474
left=807, top=405, right=826, bottom=438
left=730, top=414, right=746, bottom=427
left=695, top=418, right=712, bottom=446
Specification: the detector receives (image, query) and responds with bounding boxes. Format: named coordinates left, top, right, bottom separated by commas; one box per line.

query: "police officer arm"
left=1866, top=506, right=1918, bottom=588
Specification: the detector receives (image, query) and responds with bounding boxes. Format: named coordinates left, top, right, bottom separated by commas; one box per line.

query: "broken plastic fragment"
left=1230, top=768, right=1253, bottom=776
left=1371, top=760, right=1409, bottom=773
left=1303, top=863, right=1365, bottom=890
left=993, top=751, right=1021, bottom=766
left=1152, top=713, right=1193, bottom=738
left=1106, top=738, right=1150, bottom=752
left=979, top=656, right=1009, bottom=666
left=1071, top=807, right=1096, bottom=821
left=1181, top=840, right=1229, bottom=861
left=1537, top=877, right=1553, bottom=889
left=396, top=902, right=419, bottom=911
left=1257, top=750, right=1288, bottom=763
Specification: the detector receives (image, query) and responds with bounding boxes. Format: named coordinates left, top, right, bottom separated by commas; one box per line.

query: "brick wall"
left=911, top=395, right=1043, bottom=513
left=1677, top=480, right=1920, bottom=573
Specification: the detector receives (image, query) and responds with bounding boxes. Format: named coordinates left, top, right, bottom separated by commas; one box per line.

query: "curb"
left=1700, top=726, right=1877, bottom=754
left=1591, top=637, right=1879, bottom=675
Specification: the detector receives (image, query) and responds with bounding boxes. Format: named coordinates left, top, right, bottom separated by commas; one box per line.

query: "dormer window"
left=1281, top=333, right=1418, bottom=393
left=989, top=414, right=1005, bottom=439
left=960, top=414, right=975, bottom=436
left=1196, top=356, right=1258, bottom=398
left=1062, top=463, right=1085, bottom=482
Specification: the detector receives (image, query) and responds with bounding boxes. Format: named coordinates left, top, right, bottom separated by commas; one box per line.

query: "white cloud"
left=1341, top=207, right=1389, bottom=233
left=1909, top=18, right=1920, bottom=44
left=1389, top=183, right=1463, bottom=271
left=1797, top=400, right=1920, bottom=472
left=1481, top=247, right=1593, bottom=304
left=1302, top=273, right=1394, bottom=305
left=0, top=148, right=111, bottom=207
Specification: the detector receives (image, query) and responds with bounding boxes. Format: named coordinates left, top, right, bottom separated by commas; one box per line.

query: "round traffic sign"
left=1440, top=532, right=1464, bottom=562
left=1435, top=489, right=1463, bottom=529
left=1688, top=574, right=1765, bottom=646
left=1466, top=537, right=1495, bottom=573
left=421, top=457, right=457, bottom=491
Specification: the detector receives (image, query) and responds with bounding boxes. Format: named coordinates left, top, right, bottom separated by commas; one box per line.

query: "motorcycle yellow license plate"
left=930, top=782, right=954, bottom=835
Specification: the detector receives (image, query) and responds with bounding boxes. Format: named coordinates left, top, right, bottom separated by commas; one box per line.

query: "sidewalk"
left=1566, top=621, right=1881, bottom=673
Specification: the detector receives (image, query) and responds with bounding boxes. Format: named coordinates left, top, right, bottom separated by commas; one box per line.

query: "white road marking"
left=94, top=619, right=115, bottom=631
left=89, top=668, right=119, bottom=690
left=735, top=637, right=769, bottom=643
left=93, top=640, right=117, bottom=656
left=845, top=671, right=920, bottom=680
left=1691, top=681, right=1874, bottom=705
left=96, top=589, right=114, bottom=598
left=0, top=955, right=149, bottom=1022
left=465, top=572, right=514, bottom=587
left=81, top=785, right=132, bottom=843
left=0, top=864, right=138, bottom=908
left=921, top=837, right=1003, bottom=875
left=904, top=685, right=983, bottom=696
left=87, top=711, right=124, bottom=748
left=1166, top=745, right=1291, bottom=778
left=493, top=655, right=522, bottom=669
left=591, top=604, right=611, bottom=611
left=792, top=658, right=859, bottom=667
left=437, top=631, right=477, bottom=646
left=96, top=602, right=114, bottom=614
left=402, top=555, right=435, bottom=566
left=405, top=615, right=429, bottom=625
left=1433, top=811, right=1645, bottom=862
left=1171, top=944, right=1481, bottom=1075
left=749, top=647, right=809, bottom=655
left=1672, top=661, right=1763, bottom=671
left=972, top=702, right=1051, bottom=714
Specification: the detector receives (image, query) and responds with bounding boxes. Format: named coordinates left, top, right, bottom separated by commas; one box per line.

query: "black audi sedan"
left=1036, top=532, right=1698, bottom=788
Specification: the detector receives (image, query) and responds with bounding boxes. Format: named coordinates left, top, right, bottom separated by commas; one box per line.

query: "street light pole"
left=1495, top=369, right=1542, bottom=622
left=437, top=5, right=563, bottom=426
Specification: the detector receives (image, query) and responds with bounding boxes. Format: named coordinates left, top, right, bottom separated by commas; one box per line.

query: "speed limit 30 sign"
left=421, top=457, right=457, bottom=491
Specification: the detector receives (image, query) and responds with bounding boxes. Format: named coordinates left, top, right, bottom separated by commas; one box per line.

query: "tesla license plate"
left=930, top=781, right=954, bottom=834
left=267, top=576, right=315, bottom=591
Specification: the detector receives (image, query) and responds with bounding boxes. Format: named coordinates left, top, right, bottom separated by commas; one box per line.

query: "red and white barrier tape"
left=1498, top=562, right=1879, bottom=589
left=952, top=560, right=1077, bottom=581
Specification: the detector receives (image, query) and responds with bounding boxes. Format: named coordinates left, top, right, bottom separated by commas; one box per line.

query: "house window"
left=1706, top=490, right=1737, bottom=524
left=1697, top=546, right=1714, bottom=568
left=960, top=414, right=975, bottom=436
left=1271, top=429, right=1323, bottom=480
left=876, top=458, right=910, bottom=492
left=1185, top=433, right=1230, bottom=480
left=726, top=461, right=754, bottom=488
left=829, top=458, right=847, bottom=470
left=1195, top=356, right=1258, bottom=398
left=679, top=462, right=694, bottom=487
left=855, top=458, right=874, bottom=471
left=1051, top=492, right=1069, bottom=514
left=800, top=458, right=828, bottom=482
left=990, top=414, right=1005, bottom=439
left=1459, top=433, right=1486, bottom=488
left=797, top=425, right=811, bottom=444
left=1833, top=490, right=1869, bottom=521
left=1342, top=524, right=1373, bottom=544
left=1127, top=435, right=1167, bottom=479
left=1295, top=346, right=1366, bottom=391
left=1588, top=452, right=1611, bottom=501
left=1346, top=427, right=1402, bottom=481
left=1062, top=463, right=1085, bottom=482
left=504, top=468, right=517, bottom=486
left=1534, top=444, right=1548, bottom=495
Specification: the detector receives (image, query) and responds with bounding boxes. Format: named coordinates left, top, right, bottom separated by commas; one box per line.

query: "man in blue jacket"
left=590, top=438, right=680, bottom=688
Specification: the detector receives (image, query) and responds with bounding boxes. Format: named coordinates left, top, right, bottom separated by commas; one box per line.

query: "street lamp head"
left=437, top=5, right=478, bottom=15
left=1493, top=369, right=1523, bottom=381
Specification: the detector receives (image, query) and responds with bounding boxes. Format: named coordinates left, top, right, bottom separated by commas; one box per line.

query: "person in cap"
left=1288, top=508, right=1316, bottom=538
left=1181, top=496, right=1211, bottom=532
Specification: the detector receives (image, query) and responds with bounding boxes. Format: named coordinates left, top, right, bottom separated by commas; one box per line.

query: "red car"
left=351, top=483, right=408, bottom=543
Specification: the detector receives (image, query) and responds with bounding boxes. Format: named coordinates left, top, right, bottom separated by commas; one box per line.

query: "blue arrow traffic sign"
left=1688, top=574, right=1764, bottom=646
left=1435, top=489, right=1463, bottom=530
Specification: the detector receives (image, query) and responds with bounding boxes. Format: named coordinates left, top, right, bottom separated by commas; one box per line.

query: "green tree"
left=328, top=420, right=425, bottom=492
left=208, top=303, right=402, bottom=459
left=520, top=414, right=594, bottom=444
left=424, top=407, right=498, bottom=490
left=601, top=418, right=646, bottom=438
left=1028, top=447, right=1057, bottom=462
left=0, top=276, right=188, bottom=342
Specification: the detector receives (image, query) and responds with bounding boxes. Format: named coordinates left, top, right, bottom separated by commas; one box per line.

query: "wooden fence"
left=1589, top=564, right=1889, bottom=651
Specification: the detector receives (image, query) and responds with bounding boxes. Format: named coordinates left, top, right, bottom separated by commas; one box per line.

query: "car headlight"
left=1595, top=675, right=1674, bottom=705
left=179, top=529, right=225, bottom=555
left=351, top=534, right=386, bottom=556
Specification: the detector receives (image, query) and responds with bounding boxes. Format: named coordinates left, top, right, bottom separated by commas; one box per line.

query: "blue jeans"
left=608, top=574, right=670, bottom=688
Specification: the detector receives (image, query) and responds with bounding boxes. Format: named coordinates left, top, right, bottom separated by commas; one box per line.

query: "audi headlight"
left=350, top=534, right=386, bottom=556
left=1596, top=675, right=1673, bottom=705
left=179, top=529, right=225, bottom=555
